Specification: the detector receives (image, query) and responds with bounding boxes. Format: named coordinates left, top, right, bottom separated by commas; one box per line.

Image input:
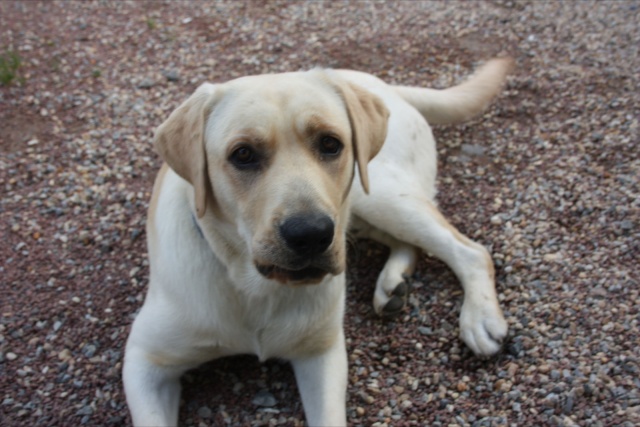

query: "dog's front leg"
left=291, top=330, right=348, bottom=427
left=123, top=345, right=186, bottom=427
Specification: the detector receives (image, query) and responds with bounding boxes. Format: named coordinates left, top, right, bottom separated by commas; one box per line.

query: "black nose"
left=279, top=213, right=335, bottom=257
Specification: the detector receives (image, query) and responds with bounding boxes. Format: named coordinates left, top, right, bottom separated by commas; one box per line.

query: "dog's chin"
left=255, top=263, right=332, bottom=285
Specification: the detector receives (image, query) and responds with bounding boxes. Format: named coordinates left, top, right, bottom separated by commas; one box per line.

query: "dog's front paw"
left=459, top=300, right=507, bottom=357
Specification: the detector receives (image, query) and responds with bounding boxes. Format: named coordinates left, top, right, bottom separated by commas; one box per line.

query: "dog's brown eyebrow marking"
left=300, top=114, right=343, bottom=140
left=225, top=130, right=274, bottom=155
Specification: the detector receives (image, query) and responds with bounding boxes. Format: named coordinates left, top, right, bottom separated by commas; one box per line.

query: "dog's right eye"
left=229, top=146, right=260, bottom=170
left=318, top=135, right=343, bottom=158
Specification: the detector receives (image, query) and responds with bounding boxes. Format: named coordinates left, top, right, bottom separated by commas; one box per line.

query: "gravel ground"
left=1, top=1, right=638, bottom=426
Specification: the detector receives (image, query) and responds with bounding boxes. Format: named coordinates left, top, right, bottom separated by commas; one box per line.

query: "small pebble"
left=197, top=406, right=212, bottom=418
left=137, top=78, right=155, bottom=89
left=252, top=390, right=277, bottom=407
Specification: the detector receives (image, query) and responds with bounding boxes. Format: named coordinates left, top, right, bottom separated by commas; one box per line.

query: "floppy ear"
left=335, top=81, right=389, bottom=193
left=154, top=83, right=219, bottom=218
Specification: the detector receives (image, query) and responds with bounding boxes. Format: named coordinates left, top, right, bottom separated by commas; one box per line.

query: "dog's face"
left=154, top=71, right=389, bottom=286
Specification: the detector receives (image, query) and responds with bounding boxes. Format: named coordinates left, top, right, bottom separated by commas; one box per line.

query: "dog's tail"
left=393, top=58, right=514, bottom=125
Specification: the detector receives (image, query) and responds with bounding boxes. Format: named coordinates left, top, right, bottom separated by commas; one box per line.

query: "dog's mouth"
left=255, top=263, right=330, bottom=285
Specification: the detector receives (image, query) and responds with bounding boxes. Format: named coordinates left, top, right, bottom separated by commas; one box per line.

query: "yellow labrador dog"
left=123, top=58, right=513, bottom=426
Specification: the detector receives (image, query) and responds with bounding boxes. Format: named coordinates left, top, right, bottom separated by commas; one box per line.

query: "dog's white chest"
left=206, top=279, right=346, bottom=362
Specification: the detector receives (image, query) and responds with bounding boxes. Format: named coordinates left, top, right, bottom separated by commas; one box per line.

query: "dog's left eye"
left=318, top=135, right=343, bottom=157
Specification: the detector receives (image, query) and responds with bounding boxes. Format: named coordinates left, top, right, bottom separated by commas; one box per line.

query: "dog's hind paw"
left=376, top=280, right=411, bottom=317
left=381, top=295, right=405, bottom=316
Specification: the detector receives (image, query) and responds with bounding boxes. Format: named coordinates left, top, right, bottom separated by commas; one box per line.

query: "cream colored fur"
left=123, top=58, right=513, bottom=426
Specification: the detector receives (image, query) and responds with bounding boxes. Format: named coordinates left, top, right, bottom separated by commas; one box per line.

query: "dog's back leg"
left=353, top=195, right=507, bottom=357
left=351, top=218, right=419, bottom=317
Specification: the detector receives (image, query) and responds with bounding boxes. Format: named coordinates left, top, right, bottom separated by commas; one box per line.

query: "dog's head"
left=154, top=70, right=388, bottom=286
